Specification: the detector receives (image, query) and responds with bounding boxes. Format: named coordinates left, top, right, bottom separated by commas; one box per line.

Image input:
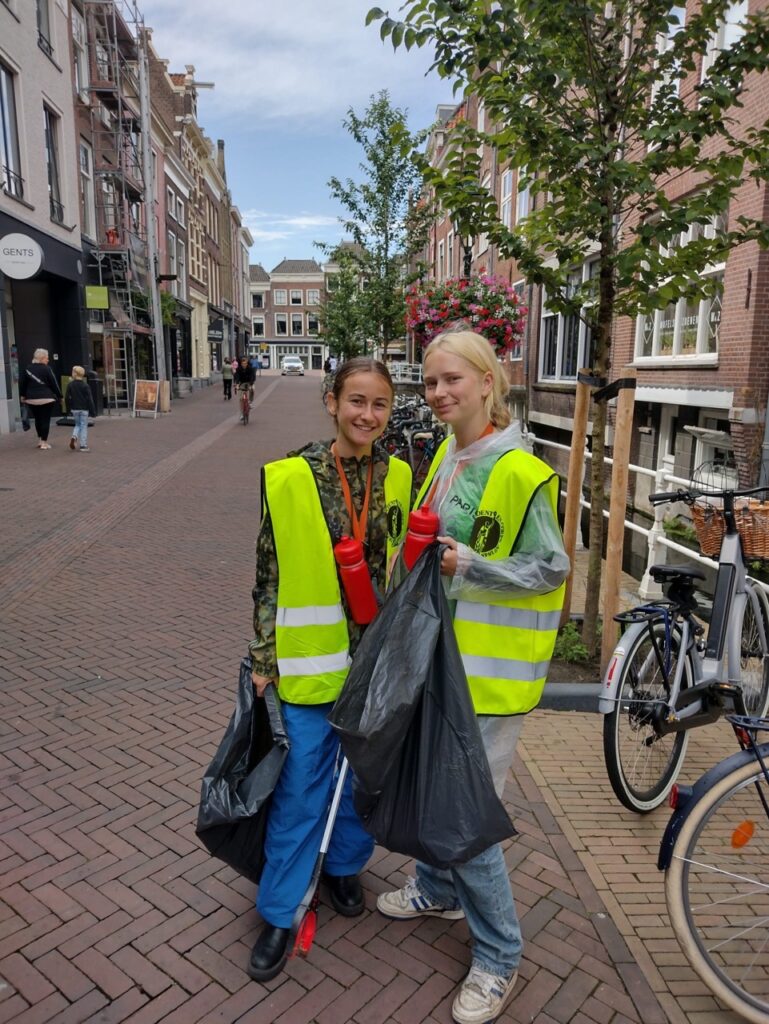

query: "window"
left=167, top=186, right=176, bottom=219
left=252, top=293, right=264, bottom=309
left=438, top=240, right=445, bottom=281
left=539, top=261, right=598, bottom=381
left=102, top=178, right=117, bottom=232
left=510, top=281, right=525, bottom=360
left=701, top=0, right=748, bottom=79
left=651, top=5, right=686, bottom=108
left=167, top=230, right=177, bottom=295
left=307, top=312, right=319, bottom=335
left=477, top=175, right=491, bottom=253
left=291, top=312, right=303, bottom=336
left=516, top=167, right=529, bottom=224
left=79, top=140, right=95, bottom=238
left=176, top=239, right=186, bottom=301
left=176, top=197, right=185, bottom=226
left=447, top=232, right=454, bottom=277
left=273, top=289, right=287, bottom=305
left=72, top=6, right=89, bottom=100
left=95, top=38, right=110, bottom=81
left=306, top=289, right=320, bottom=305
left=37, top=0, right=53, bottom=57
left=0, top=62, right=23, bottom=199
left=275, top=313, right=287, bottom=336
left=635, top=216, right=725, bottom=361
left=501, top=170, right=513, bottom=229
left=477, top=101, right=485, bottom=158
left=253, top=316, right=265, bottom=337
left=290, top=289, right=302, bottom=305
left=44, top=107, right=63, bottom=224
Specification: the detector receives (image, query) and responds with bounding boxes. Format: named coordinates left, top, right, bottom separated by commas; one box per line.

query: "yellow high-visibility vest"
left=416, top=438, right=565, bottom=715
left=265, top=454, right=412, bottom=704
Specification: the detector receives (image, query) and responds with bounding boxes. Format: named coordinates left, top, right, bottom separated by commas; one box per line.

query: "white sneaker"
left=376, top=877, right=464, bottom=920
left=451, top=966, right=518, bottom=1024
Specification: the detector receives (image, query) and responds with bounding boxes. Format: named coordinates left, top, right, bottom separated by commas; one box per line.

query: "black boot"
left=323, top=873, right=364, bottom=917
left=247, top=924, right=290, bottom=982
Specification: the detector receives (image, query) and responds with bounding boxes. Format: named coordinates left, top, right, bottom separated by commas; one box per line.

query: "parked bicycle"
left=658, top=713, right=769, bottom=1023
left=600, top=484, right=769, bottom=813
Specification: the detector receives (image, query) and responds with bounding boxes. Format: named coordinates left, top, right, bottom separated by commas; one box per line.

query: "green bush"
left=553, top=621, right=590, bottom=663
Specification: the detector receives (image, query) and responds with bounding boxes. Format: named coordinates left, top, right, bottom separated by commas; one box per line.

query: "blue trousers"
left=256, top=701, right=374, bottom=928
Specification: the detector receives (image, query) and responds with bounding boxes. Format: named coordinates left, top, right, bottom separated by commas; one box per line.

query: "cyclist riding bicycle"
left=235, top=356, right=255, bottom=405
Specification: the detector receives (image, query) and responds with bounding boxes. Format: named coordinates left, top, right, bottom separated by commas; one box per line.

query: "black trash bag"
left=329, top=545, right=516, bottom=868
left=196, top=658, right=289, bottom=883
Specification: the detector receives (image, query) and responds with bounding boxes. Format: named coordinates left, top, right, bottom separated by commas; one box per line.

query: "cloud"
left=241, top=209, right=343, bottom=250
left=142, top=0, right=446, bottom=130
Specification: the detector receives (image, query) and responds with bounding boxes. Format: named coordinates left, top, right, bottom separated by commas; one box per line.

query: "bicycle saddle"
left=650, top=564, right=706, bottom=583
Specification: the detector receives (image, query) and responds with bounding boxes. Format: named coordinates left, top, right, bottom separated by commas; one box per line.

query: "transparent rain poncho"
left=422, top=422, right=570, bottom=796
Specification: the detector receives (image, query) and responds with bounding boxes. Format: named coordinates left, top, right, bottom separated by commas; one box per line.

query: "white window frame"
left=306, top=289, right=320, bottom=306
left=275, top=313, right=288, bottom=336
left=634, top=216, right=724, bottom=365
left=477, top=174, right=491, bottom=254
left=253, top=315, right=265, bottom=337
left=438, top=240, right=445, bottom=281
left=538, top=261, right=598, bottom=382
left=0, top=62, right=23, bottom=199
left=37, top=0, right=53, bottom=57
left=72, top=6, right=89, bottom=101
left=252, top=292, right=264, bottom=309
left=447, top=231, right=454, bottom=277
left=701, top=0, right=748, bottom=80
left=651, top=5, right=686, bottom=109
left=44, top=105, right=63, bottom=224
left=510, top=281, right=525, bottom=361
left=167, top=186, right=176, bottom=220
left=79, top=139, right=95, bottom=239
left=273, top=289, right=287, bottom=306
left=167, top=229, right=177, bottom=296
left=501, top=169, right=513, bottom=230
left=516, top=167, right=529, bottom=224
left=291, top=312, right=304, bottom=336
left=307, top=311, right=319, bottom=336
left=176, top=196, right=185, bottom=226
left=290, top=289, right=302, bottom=305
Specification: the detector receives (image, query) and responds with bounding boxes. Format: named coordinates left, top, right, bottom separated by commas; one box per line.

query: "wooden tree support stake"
left=560, top=369, right=592, bottom=627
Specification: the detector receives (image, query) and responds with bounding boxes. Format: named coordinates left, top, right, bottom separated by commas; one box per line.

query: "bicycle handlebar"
left=649, top=484, right=769, bottom=506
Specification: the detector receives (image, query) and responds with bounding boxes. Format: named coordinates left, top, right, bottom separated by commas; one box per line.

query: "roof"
left=170, top=73, right=187, bottom=85
left=270, top=259, right=322, bottom=275
left=249, top=264, right=270, bottom=283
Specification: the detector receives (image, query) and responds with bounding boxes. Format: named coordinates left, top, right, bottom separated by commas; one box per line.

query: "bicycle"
left=239, top=386, right=251, bottom=425
left=658, top=713, right=769, bottom=1022
left=600, top=484, right=769, bottom=813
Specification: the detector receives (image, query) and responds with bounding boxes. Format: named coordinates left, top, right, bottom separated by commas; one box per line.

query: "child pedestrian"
left=66, top=366, right=96, bottom=451
left=377, top=330, right=570, bottom=1024
left=247, top=357, right=412, bottom=981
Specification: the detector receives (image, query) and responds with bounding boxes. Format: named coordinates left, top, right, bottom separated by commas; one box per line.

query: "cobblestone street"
left=0, top=378, right=738, bottom=1023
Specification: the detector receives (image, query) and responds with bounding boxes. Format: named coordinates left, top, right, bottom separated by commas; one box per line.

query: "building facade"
left=253, top=259, right=325, bottom=370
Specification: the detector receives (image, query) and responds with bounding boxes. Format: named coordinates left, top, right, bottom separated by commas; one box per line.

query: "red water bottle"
left=334, top=535, right=379, bottom=624
left=403, top=504, right=440, bottom=571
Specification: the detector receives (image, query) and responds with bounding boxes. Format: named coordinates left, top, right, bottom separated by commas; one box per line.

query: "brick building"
left=420, top=0, right=769, bottom=521
left=254, top=259, right=325, bottom=370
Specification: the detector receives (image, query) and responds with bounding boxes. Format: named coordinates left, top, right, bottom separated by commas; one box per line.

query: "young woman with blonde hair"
left=378, top=329, right=570, bottom=1024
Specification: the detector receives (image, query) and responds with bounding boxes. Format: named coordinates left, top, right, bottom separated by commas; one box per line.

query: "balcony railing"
left=49, top=197, right=64, bottom=224
left=38, top=32, right=53, bottom=58
left=2, top=166, right=24, bottom=200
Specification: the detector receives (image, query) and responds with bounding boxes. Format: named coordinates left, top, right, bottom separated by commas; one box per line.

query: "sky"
left=141, top=0, right=453, bottom=273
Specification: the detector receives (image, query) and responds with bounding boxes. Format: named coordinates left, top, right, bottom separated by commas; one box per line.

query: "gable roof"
left=249, top=264, right=270, bottom=283
left=270, top=259, right=322, bottom=275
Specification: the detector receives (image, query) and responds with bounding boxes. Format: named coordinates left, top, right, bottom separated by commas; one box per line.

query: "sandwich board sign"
left=133, top=379, right=159, bottom=418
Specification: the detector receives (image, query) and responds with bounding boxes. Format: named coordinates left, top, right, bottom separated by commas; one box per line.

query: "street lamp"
left=453, top=218, right=474, bottom=279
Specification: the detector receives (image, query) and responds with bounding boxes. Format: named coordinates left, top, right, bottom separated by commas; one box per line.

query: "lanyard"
left=424, top=422, right=495, bottom=508
left=333, top=446, right=373, bottom=546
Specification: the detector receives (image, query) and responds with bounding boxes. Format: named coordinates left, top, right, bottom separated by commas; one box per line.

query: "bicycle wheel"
left=736, top=586, right=769, bottom=717
left=603, top=622, right=692, bottom=812
left=665, top=746, right=769, bottom=1022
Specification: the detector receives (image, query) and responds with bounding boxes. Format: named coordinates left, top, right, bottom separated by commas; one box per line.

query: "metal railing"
left=390, top=362, right=423, bottom=384
left=527, top=431, right=769, bottom=598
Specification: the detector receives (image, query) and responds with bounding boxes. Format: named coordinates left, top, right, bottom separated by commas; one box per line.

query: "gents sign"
left=0, top=233, right=43, bottom=280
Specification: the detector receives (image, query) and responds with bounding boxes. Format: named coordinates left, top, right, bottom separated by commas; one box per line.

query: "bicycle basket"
left=691, top=498, right=769, bottom=560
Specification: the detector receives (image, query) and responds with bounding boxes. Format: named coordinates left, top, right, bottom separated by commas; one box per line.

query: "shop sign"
left=86, top=285, right=109, bottom=309
left=208, top=318, right=224, bottom=342
left=133, top=379, right=159, bottom=418
left=0, top=233, right=44, bottom=280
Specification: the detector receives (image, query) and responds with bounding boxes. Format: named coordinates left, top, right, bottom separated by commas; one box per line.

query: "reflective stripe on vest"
left=266, top=453, right=411, bottom=705
left=416, top=442, right=566, bottom=716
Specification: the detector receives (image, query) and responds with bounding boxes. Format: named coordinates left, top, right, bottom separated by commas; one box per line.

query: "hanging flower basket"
left=405, top=275, right=527, bottom=357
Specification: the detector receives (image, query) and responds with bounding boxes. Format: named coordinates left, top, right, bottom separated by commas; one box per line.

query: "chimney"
left=217, top=139, right=226, bottom=181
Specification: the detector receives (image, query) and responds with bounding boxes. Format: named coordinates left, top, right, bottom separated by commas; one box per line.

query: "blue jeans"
left=256, top=702, right=374, bottom=928
left=417, top=844, right=522, bottom=977
left=72, top=409, right=89, bottom=448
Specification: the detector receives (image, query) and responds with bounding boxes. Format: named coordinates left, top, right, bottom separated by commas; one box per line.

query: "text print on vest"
left=470, top=510, right=504, bottom=556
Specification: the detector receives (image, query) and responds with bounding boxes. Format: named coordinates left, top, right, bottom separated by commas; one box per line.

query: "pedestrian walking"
left=377, top=330, right=569, bottom=1024
left=250, top=353, right=262, bottom=377
left=323, top=356, right=331, bottom=374
left=19, top=348, right=62, bottom=450
left=247, top=356, right=412, bottom=982
left=221, top=358, right=233, bottom=400
left=65, top=366, right=96, bottom=452
left=328, top=354, right=338, bottom=373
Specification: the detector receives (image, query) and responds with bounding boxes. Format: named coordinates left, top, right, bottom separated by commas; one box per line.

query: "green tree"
left=319, top=252, right=365, bottom=360
left=371, top=0, right=769, bottom=652
left=325, top=91, right=432, bottom=358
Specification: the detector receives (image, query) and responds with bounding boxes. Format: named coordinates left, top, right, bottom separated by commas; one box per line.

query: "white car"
left=281, top=356, right=305, bottom=376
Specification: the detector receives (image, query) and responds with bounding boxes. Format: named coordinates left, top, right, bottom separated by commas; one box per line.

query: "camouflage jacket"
left=249, top=439, right=391, bottom=679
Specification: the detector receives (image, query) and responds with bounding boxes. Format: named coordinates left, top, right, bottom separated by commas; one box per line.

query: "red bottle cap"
left=408, top=504, right=440, bottom=534
left=334, top=535, right=363, bottom=566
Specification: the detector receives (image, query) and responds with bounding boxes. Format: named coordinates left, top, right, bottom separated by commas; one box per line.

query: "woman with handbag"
left=19, top=349, right=62, bottom=449
left=377, top=330, right=570, bottom=1024
left=247, top=356, right=412, bottom=981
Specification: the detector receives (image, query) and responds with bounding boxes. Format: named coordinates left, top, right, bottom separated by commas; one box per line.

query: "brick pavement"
left=1, top=379, right=669, bottom=1023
